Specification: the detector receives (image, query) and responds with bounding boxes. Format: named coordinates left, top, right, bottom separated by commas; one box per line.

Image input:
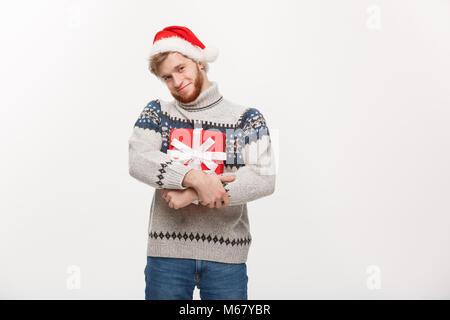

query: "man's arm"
left=218, top=108, right=276, bottom=206
left=128, top=100, right=193, bottom=190
left=161, top=172, right=235, bottom=209
left=182, top=169, right=235, bottom=208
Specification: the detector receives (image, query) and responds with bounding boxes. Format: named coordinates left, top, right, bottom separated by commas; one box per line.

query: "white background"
left=1, top=0, right=449, bottom=299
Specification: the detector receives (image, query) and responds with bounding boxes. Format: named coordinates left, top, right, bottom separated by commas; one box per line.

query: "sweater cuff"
left=163, top=161, right=192, bottom=189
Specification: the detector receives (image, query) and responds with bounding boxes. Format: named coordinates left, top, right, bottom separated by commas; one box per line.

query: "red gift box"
left=167, top=128, right=226, bottom=175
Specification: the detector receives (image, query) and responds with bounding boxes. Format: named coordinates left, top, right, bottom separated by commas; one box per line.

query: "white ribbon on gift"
left=167, top=128, right=227, bottom=174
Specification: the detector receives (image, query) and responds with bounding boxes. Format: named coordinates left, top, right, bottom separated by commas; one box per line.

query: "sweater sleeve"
left=128, top=100, right=193, bottom=190
left=220, top=108, right=276, bottom=206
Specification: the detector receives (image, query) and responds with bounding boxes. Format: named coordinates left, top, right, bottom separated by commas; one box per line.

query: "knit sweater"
left=128, top=81, right=276, bottom=264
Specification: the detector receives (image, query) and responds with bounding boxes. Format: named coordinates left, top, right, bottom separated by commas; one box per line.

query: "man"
left=128, top=26, right=276, bottom=300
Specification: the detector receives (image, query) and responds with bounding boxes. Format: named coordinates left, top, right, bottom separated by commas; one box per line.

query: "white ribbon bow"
left=167, top=128, right=227, bottom=174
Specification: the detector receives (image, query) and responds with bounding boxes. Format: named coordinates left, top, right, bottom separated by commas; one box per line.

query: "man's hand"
left=161, top=188, right=198, bottom=210
left=182, top=170, right=235, bottom=209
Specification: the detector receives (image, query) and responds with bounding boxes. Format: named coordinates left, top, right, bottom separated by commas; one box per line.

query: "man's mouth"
left=178, top=83, right=190, bottom=92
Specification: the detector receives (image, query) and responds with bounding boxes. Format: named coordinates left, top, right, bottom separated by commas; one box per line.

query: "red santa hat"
left=149, top=26, right=219, bottom=72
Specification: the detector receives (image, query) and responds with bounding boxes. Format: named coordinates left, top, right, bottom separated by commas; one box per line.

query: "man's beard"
left=171, top=65, right=203, bottom=104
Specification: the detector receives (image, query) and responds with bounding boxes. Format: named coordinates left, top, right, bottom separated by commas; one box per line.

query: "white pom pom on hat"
left=149, top=26, right=219, bottom=67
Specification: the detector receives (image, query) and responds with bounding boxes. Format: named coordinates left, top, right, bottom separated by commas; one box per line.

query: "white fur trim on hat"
left=149, top=36, right=219, bottom=63
left=203, top=45, right=219, bottom=62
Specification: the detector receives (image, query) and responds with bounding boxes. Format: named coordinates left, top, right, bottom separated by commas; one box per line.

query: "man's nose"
left=173, top=74, right=184, bottom=89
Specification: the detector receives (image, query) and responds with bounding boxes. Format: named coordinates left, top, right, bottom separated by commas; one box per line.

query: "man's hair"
left=148, top=51, right=209, bottom=81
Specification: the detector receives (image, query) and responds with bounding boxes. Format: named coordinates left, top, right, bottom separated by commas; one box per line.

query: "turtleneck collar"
left=175, top=81, right=223, bottom=112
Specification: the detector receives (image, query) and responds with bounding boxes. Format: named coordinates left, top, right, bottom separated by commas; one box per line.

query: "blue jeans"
left=144, top=256, right=248, bottom=300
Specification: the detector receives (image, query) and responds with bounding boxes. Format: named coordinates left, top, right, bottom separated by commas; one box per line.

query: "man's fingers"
left=169, top=200, right=179, bottom=209
left=222, top=194, right=230, bottom=206
left=218, top=195, right=229, bottom=207
left=199, top=193, right=230, bottom=208
left=219, top=175, right=236, bottom=182
left=162, top=190, right=171, bottom=201
left=214, top=199, right=223, bottom=209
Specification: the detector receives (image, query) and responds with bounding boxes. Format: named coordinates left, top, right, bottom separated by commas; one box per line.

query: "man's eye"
left=179, top=66, right=184, bottom=71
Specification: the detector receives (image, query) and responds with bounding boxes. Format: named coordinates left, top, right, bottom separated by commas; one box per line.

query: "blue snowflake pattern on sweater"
left=134, top=100, right=270, bottom=168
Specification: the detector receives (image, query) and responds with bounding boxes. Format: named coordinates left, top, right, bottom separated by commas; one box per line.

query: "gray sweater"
left=128, top=81, right=276, bottom=263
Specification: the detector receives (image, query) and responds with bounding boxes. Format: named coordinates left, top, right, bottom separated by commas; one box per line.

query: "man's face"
left=158, top=52, right=204, bottom=104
